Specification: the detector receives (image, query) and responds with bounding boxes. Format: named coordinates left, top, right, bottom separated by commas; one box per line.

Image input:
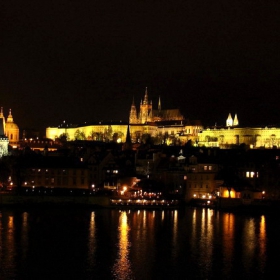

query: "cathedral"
left=129, top=87, right=184, bottom=124
left=0, top=107, right=20, bottom=156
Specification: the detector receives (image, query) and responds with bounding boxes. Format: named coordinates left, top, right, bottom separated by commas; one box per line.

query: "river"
left=0, top=206, right=279, bottom=279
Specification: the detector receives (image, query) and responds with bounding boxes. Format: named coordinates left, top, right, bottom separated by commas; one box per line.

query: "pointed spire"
left=7, top=108, right=13, bottom=123
left=129, top=96, right=138, bottom=124
left=158, top=96, right=161, bottom=111
left=233, top=113, right=239, bottom=126
left=126, top=125, right=132, bottom=144
left=143, top=87, right=148, bottom=105
left=226, top=113, right=233, bottom=127
left=0, top=107, right=3, bottom=118
left=123, top=124, right=132, bottom=151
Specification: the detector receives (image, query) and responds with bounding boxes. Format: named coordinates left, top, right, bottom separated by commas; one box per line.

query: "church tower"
left=226, top=113, right=233, bottom=127
left=129, top=97, right=138, bottom=124
left=233, top=113, right=239, bottom=126
left=122, top=124, right=132, bottom=151
left=0, top=108, right=9, bottom=157
left=5, top=109, right=19, bottom=145
left=139, top=87, right=152, bottom=123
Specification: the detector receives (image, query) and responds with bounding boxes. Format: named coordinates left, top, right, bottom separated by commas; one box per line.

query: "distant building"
left=184, top=155, right=219, bottom=202
left=198, top=113, right=280, bottom=148
left=0, top=107, right=20, bottom=156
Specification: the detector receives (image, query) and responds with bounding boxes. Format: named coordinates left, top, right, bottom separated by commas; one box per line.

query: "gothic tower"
left=139, top=87, right=152, bottom=124
left=129, top=97, right=138, bottom=124
left=158, top=96, right=161, bottom=111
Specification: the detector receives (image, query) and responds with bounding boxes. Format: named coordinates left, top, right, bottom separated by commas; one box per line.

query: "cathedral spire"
left=129, top=96, right=138, bottom=124
left=158, top=96, right=161, bottom=111
left=143, top=87, right=148, bottom=105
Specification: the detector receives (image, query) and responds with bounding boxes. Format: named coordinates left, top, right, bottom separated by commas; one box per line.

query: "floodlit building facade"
left=198, top=113, right=280, bottom=148
left=46, top=88, right=203, bottom=145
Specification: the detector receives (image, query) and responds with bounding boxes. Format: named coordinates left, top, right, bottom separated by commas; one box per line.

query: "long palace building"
left=198, top=113, right=280, bottom=148
left=46, top=88, right=202, bottom=145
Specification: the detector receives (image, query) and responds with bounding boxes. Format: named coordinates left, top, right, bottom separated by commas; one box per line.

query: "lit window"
left=209, top=166, right=212, bottom=170
left=204, top=166, right=207, bottom=170
left=246, top=171, right=250, bottom=178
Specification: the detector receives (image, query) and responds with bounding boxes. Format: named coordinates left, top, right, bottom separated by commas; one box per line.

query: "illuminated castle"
left=46, top=88, right=202, bottom=144
left=129, top=87, right=184, bottom=124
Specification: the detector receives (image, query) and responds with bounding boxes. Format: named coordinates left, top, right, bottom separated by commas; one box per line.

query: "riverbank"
left=0, top=193, right=183, bottom=209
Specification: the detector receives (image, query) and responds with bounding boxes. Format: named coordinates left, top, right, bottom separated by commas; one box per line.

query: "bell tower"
left=139, top=87, right=152, bottom=123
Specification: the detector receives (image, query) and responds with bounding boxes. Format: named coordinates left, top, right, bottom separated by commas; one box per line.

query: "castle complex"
left=46, top=88, right=280, bottom=148
left=45, top=88, right=280, bottom=149
left=46, top=88, right=202, bottom=145
left=1, top=87, right=280, bottom=151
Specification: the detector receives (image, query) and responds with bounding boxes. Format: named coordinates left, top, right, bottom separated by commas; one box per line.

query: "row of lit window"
left=106, top=170, right=119, bottom=173
left=189, top=184, right=209, bottom=188
left=204, top=165, right=213, bottom=171
left=27, top=177, right=86, bottom=185
left=245, top=171, right=259, bottom=178
left=31, top=169, right=86, bottom=175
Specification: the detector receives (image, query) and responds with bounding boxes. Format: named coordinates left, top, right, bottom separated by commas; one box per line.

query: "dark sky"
left=1, top=0, right=280, bottom=134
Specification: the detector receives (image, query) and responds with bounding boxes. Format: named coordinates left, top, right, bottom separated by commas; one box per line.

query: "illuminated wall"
left=198, top=127, right=280, bottom=148
left=46, top=122, right=203, bottom=144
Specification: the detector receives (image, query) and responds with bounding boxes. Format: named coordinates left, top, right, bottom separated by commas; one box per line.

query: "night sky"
left=1, top=1, right=280, bottom=135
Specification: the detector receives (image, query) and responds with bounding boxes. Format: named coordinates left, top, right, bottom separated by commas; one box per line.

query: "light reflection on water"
left=111, top=211, right=133, bottom=280
left=0, top=208, right=278, bottom=279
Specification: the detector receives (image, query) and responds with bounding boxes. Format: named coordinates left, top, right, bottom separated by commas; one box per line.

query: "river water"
left=0, top=206, right=279, bottom=280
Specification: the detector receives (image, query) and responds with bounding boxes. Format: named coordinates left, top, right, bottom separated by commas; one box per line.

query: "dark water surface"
left=0, top=206, right=279, bottom=280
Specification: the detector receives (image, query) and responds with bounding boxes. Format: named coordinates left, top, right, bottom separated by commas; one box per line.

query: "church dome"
left=5, top=121, right=19, bottom=130
left=4, top=109, right=20, bottom=144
